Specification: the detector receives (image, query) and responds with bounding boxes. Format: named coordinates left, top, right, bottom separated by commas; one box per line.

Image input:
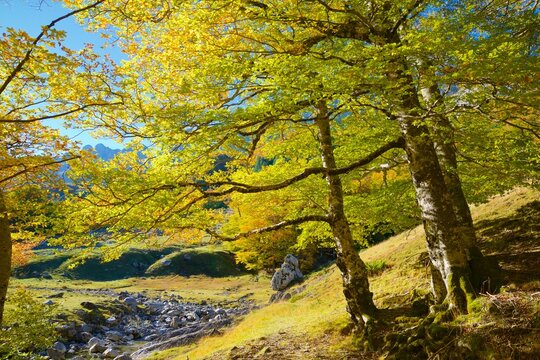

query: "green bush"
left=0, top=289, right=57, bottom=359
left=366, top=260, right=390, bottom=276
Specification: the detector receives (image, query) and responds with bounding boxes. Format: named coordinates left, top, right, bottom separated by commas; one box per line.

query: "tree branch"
left=0, top=102, right=123, bottom=123
left=0, top=155, right=80, bottom=185
left=206, top=214, right=330, bottom=241
left=0, top=0, right=105, bottom=96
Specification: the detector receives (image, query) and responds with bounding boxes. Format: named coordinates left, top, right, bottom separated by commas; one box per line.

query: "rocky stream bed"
left=42, top=290, right=256, bottom=360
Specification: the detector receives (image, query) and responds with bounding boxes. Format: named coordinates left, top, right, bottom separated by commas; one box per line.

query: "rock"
left=88, top=336, right=105, bottom=348
left=106, top=330, right=123, bottom=342
left=123, top=296, right=138, bottom=309
left=47, top=341, right=66, bottom=360
left=55, top=323, right=77, bottom=340
left=81, top=301, right=99, bottom=310
left=215, top=308, right=227, bottom=316
left=186, top=312, right=200, bottom=322
left=47, top=292, right=64, bottom=298
left=170, top=316, right=181, bottom=328
left=269, top=291, right=292, bottom=303
left=79, top=332, right=93, bottom=343
left=41, top=272, right=53, bottom=279
left=106, top=316, right=118, bottom=325
left=103, top=348, right=121, bottom=358
left=113, top=354, right=132, bottom=360
left=161, top=259, right=172, bottom=266
left=79, top=323, right=93, bottom=333
left=271, top=254, right=303, bottom=291
left=43, top=299, right=54, bottom=305
left=89, top=342, right=107, bottom=354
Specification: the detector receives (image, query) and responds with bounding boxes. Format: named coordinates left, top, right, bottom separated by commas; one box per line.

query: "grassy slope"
left=151, top=187, right=540, bottom=360
left=13, top=244, right=245, bottom=281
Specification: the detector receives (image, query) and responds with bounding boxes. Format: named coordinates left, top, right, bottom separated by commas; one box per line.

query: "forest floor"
left=7, top=187, right=540, bottom=359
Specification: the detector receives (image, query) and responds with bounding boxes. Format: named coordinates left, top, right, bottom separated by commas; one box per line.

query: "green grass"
left=145, top=248, right=244, bottom=277
left=13, top=244, right=246, bottom=281
left=149, top=187, right=540, bottom=360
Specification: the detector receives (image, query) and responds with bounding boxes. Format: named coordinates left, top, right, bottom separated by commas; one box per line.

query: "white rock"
left=103, top=348, right=121, bottom=358
left=271, top=254, right=303, bottom=291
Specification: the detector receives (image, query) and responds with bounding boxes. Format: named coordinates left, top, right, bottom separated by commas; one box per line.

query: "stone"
left=47, top=292, right=64, bottom=298
left=161, top=259, right=171, bottom=266
left=106, top=330, right=123, bottom=342
left=81, top=301, right=99, bottom=310
left=43, top=299, right=54, bottom=305
left=41, top=272, right=53, bottom=279
left=113, top=354, right=132, bottom=360
left=47, top=341, right=66, bottom=360
left=123, top=296, right=138, bottom=309
left=186, top=312, right=200, bottom=321
left=79, top=323, right=93, bottom=333
left=170, top=316, right=181, bottom=328
left=79, top=332, right=93, bottom=343
left=55, top=323, right=77, bottom=340
left=89, top=342, right=107, bottom=354
left=103, top=348, right=121, bottom=358
left=271, top=254, right=303, bottom=291
left=88, top=336, right=105, bottom=348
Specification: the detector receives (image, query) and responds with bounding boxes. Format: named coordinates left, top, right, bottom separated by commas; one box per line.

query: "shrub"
left=0, top=289, right=57, bottom=359
left=366, top=260, right=390, bottom=276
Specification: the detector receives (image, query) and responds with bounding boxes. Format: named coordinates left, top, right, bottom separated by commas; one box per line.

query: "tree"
left=0, top=0, right=121, bottom=323
left=62, top=0, right=538, bottom=318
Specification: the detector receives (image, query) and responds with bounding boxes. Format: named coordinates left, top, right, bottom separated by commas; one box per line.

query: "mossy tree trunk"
left=421, top=84, right=501, bottom=292
left=388, top=62, right=476, bottom=312
left=0, top=189, right=12, bottom=325
left=315, top=102, right=378, bottom=329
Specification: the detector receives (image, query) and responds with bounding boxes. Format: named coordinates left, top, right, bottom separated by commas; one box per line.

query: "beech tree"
left=0, top=0, right=123, bottom=323
left=62, top=0, right=539, bottom=325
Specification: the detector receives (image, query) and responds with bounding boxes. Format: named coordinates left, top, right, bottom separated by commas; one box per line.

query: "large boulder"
left=270, top=254, right=303, bottom=291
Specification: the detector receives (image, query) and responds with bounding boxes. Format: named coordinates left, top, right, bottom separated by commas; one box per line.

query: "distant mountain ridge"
left=83, top=143, right=124, bottom=161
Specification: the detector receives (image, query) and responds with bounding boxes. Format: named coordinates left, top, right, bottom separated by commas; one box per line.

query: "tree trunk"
left=0, top=189, right=12, bottom=325
left=421, top=84, right=501, bottom=292
left=388, top=64, right=476, bottom=312
left=315, top=102, right=377, bottom=329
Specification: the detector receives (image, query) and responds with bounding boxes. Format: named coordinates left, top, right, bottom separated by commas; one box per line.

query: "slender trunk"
left=421, top=84, right=501, bottom=292
left=0, top=189, right=11, bottom=325
left=315, top=102, right=377, bottom=329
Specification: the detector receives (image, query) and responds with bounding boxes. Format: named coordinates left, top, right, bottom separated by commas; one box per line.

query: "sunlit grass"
left=150, top=188, right=539, bottom=360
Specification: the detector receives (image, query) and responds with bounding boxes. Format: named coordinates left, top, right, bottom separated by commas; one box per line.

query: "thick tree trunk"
left=315, top=102, right=377, bottom=329
left=388, top=66, right=476, bottom=312
left=421, top=85, right=501, bottom=292
left=0, top=189, right=12, bottom=325
left=398, top=112, right=475, bottom=311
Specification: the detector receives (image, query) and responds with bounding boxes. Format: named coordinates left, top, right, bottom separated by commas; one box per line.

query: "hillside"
left=5, top=188, right=539, bottom=359
left=149, top=188, right=540, bottom=360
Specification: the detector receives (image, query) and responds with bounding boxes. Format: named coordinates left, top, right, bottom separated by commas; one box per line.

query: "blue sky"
left=0, top=0, right=124, bottom=149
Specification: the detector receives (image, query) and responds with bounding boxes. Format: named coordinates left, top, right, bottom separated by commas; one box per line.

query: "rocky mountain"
left=83, top=143, right=124, bottom=161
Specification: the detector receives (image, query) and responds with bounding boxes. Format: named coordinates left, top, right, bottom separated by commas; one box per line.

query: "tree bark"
left=0, top=189, right=12, bottom=325
left=387, top=62, right=476, bottom=312
left=421, top=84, right=501, bottom=292
left=315, top=102, right=377, bottom=329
